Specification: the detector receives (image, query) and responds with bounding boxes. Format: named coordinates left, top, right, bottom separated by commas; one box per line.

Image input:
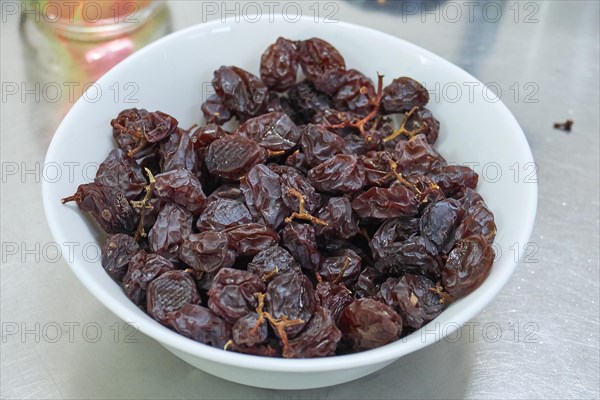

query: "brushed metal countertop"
left=1, top=1, right=599, bottom=399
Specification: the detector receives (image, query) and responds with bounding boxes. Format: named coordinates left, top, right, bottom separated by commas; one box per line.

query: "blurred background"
left=1, top=1, right=599, bottom=399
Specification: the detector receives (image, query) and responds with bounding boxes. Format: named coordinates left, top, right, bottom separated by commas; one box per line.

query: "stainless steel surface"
left=1, top=1, right=599, bottom=398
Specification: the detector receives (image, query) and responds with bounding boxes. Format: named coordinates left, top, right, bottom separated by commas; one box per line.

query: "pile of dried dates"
left=63, top=37, right=496, bottom=358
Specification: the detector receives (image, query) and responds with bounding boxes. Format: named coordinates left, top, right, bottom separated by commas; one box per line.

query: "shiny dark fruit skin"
left=454, top=188, right=497, bottom=244
left=201, top=94, right=233, bottom=125
left=236, top=111, right=301, bottom=152
left=376, top=236, right=442, bottom=280
left=420, top=198, right=465, bottom=253
left=225, top=223, right=280, bottom=257
left=111, top=109, right=178, bottom=148
left=260, top=37, right=299, bottom=92
left=361, top=151, right=396, bottom=187
left=442, top=234, right=495, bottom=298
left=148, top=203, right=193, bottom=257
left=123, top=251, right=174, bottom=306
left=146, top=270, right=199, bottom=325
left=379, top=274, right=445, bottom=329
left=266, top=271, right=316, bottom=339
left=160, top=129, right=198, bottom=174
left=279, top=168, right=322, bottom=214
left=179, top=231, right=235, bottom=274
left=427, top=165, right=478, bottom=197
left=314, top=281, right=354, bottom=324
left=285, top=306, right=341, bottom=358
left=208, top=268, right=266, bottom=324
left=406, top=107, right=440, bottom=144
left=369, top=217, right=420, bottom=260
left=354, top=267, right=385, bottom=299
left=101, top=233, right=140, bottom=281
left=64, top=183, right=138, bottom=234
left=205, top=135, right=267, bottom=181
left=317, top=249, right=362, bottom=286
left=287, top=81, right=332, bottom=124
left=168, top=304, right=232, bottom=348
left=297, top=38, right=346, bottom=83
left=205, top=184, right=245, bottom=205
left=189, top=123, right=227, bottom=148
left=315, top=197, right=359, bottom=240
left=95, top=149, right=147, bottom=200
left=395, top=134, right=446, bottom=175
left=65, top=36, right=499, bottom=358
left=240, top=164, right=289, bottom=229
left=352, top=185, right=419, bottom=219
left=111, top=108, right=150, bottom=154
left=281, top=221, right=323, bottom=271
left=247, top=245, right=301, bottom=277
left=381, top=77, right=429, bottom=114
left=141, top=111, right=179, bottom=143
left=339, top=298, right=403, bottom=351
left=300, top=124, right=349, bottom=168
left=211, top=66, right=269, bottom=120
left=307, top=154, right=365, bottom=194
left=232, top=312, right=268, bottom=347
left=331, top=69, right=376, bottom=115
left=196, top=198, right=253, bottom=231
left=153, top=169, right=206, bottom=216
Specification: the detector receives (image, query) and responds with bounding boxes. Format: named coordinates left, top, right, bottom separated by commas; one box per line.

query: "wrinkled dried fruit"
left=179, top=231, right=235, bottom=274
left=208, top=268, right=266, bottom=324
left=442, top=234, right=494, bottom=298
left=123, top=250, right=174, bottom=306
left=95, top=149, right=147, bottom=200
left=285, top=306, right=341, bottom=358
left=260, top=37, right=299, bottom=92
left=101, top=233, right=140, bottom=281
left=225, top=223, right=280, bottom=257
left=339, top=298, right=402, bottom=351
left=168, top=304, right=231, bottom=348
left=146, top=270, right=199, bottom=324
left=212, top=66, right=269, bottom=120
left=307, top=154, right=365, bottom=194
left=205, top=135, right=267, bottom=181
left=379, top=274, right=445, bottom=329
left=297, top=38, right=346, bottom=82
left=196, top=198, right=252, bottom=231
left=248, top=245, right=301, bottom=278
left=381, top=77, right=429, bottom=114
left=266, top=272, right=316, bottom=338
left=153, top=169, right=206, bottom=216
left=237, top=111, right=301, bottom=152
left=65, top=36, right=498, bottom=358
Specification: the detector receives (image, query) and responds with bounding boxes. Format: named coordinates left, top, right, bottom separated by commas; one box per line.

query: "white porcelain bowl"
left=43, top=17, right=537, bottom=389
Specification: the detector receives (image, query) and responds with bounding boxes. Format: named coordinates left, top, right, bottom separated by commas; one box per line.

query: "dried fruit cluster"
left=63, top=37, right=496, bottom=358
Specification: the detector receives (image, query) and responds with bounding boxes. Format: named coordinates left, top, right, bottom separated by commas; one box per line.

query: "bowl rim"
left=43, top=15, right=538, bottom=372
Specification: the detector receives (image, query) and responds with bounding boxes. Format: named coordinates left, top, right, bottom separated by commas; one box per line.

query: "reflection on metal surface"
left=1, top=1, right=599, bottom=398
left=18, top=3, right=172, bottom=139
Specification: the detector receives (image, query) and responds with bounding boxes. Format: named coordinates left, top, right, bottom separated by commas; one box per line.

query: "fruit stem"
left=131, top=168, right=156, bottom=241
left=284, top=188, right=328, bottom=226
left=261, top=265, right=279, bottom=282
left=428, top=282, right=454, bottom=304
left=327, top=73, right=385, bottom=136
left=382, top=106, right=426, bottom=143
left=61, top=191, right=81, bottom=204
left=333, top=256, right=351, bottom=284
left=252, top=292, right=304, bottom=356
left=385, top=157, right=421, bottom=195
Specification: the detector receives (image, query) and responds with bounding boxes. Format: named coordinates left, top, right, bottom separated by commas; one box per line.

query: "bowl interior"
left=43, top=17, right=537, bottom=372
